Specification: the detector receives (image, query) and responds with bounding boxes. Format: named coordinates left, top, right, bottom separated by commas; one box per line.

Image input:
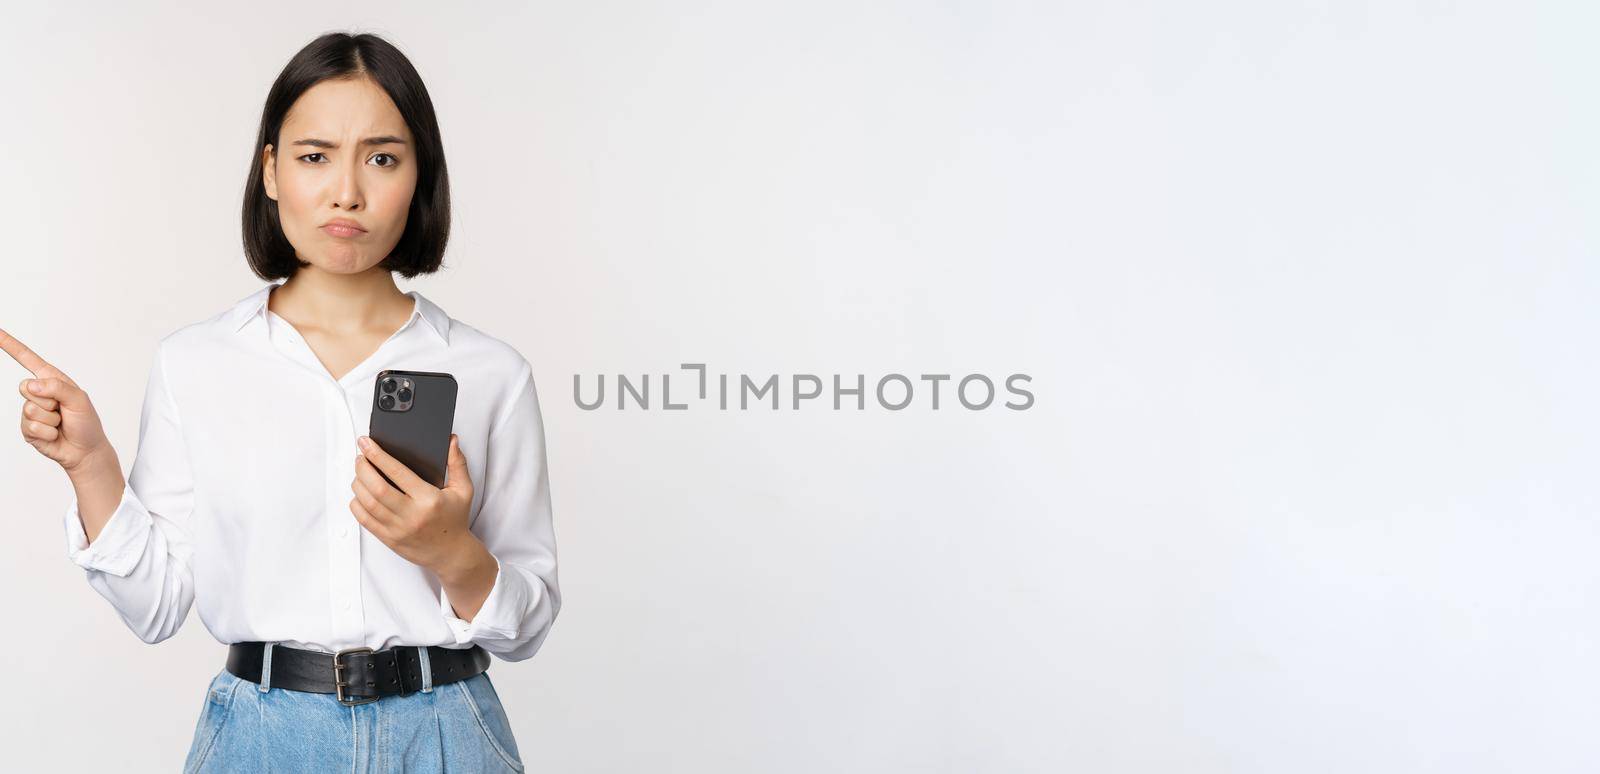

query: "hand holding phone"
left=354, top=369, right=479, bottom=574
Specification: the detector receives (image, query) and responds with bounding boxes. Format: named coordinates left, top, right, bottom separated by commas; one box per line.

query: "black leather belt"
left=226, top=641, right=491, bottom=705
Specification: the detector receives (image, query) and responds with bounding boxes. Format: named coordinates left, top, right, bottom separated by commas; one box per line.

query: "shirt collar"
left=226, top=280, right=451, bottom=345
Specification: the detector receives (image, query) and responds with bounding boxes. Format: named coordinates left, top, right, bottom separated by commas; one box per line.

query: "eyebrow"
left=290, top=136, right=408, bottom=149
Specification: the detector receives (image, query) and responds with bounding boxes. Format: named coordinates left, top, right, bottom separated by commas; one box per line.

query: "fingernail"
left=358, top=436, right=370, bottom=448
left=27, top=380, right=42, bottom=393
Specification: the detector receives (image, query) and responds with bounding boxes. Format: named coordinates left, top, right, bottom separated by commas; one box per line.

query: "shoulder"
left=444, top=318, right=535, bottom=389
left=440, top=319, right=544, bottom=428
left=154, top=283, right=277, bottom=358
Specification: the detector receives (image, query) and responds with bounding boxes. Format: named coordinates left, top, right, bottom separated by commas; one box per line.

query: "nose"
left=331, top=159, right=363, bottom=211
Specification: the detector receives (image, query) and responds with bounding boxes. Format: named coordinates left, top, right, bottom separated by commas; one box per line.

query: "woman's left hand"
left=350, top=433, right=478, bottom=575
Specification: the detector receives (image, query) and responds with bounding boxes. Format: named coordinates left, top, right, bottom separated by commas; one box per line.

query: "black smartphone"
left=368, top=369, right=459, bottom=489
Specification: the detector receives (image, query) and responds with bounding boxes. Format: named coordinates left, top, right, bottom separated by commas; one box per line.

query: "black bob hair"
left=241, top=32, right=450, bottom=280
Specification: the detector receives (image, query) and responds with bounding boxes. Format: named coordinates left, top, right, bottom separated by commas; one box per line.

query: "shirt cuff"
left=440, top=554, right=529, bottom=645
left=62, top=483, right=151, bottom=577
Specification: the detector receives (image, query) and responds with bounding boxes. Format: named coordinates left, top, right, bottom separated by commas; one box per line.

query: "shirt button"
left=343, top=601, right=352, bottom=611
left=337, top=526, right=349, bottom=538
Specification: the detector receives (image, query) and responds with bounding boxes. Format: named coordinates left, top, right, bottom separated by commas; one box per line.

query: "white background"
left=1, top=2, right=1595, bottom=771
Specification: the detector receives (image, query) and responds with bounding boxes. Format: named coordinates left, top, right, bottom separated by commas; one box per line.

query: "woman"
left=3, top=32, right=558, bottom=772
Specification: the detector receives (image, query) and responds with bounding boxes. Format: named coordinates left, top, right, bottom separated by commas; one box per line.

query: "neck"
left=268, top=266, right=412, bottom=335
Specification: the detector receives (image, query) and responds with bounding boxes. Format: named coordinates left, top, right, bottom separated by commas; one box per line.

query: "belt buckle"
left=333, top=646, right=380, bottom=706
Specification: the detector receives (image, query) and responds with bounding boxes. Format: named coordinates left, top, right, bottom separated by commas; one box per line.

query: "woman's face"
left=262, top=76, right=418, bottom=275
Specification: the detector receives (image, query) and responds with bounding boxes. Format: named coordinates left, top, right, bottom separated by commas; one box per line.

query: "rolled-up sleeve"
left=62, top=340, right=197, bottom=644
left=439, top=360, right=561, bottom=662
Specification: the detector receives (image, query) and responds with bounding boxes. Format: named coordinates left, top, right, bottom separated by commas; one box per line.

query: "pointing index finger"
left=0, top=327, right=53, bottom=377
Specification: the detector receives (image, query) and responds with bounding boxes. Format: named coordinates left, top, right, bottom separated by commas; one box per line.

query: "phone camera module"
left=396, top=387, right=413, bottom=402
left=381, top=377, right=398, bottom=394
left=378, top=394, right=396, bottom=410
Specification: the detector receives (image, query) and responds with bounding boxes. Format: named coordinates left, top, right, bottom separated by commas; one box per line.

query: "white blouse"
left=61, top=280, right=561, bottom=661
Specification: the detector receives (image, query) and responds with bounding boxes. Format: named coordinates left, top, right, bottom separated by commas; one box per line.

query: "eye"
left=371, top=153, right=399, bottom=168
left=298, top=153, right=326, bottom=163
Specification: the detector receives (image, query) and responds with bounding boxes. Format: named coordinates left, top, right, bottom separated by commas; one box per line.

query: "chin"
left=310, top=251, right=375, bottom=275
left=300, top=261, right=354, bottom=276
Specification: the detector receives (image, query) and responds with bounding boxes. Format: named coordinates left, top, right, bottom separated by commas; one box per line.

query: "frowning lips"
left=321, top=217, right=368, bottom=236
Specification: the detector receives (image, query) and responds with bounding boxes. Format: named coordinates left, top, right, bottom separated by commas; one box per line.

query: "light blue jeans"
left=183, top=646, right=524, bottom=773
